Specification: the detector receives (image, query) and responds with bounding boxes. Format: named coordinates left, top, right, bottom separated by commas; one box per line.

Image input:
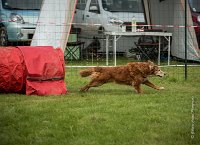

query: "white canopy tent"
left=145, top=0, right=200, bottom=61
left=31, top=0, right=77, bottom=52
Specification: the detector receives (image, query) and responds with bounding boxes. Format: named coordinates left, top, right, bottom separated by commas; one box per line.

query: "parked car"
left=0, top=0, right=42, bottom=46
left=189, top=0, right=200, bottom=47
left=73, top=0, right=146, bottom=35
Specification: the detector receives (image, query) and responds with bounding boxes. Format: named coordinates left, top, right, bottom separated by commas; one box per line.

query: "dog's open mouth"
left=155, top=71, right=165, bottom=77
left=157, top=74, right=164, bottom=77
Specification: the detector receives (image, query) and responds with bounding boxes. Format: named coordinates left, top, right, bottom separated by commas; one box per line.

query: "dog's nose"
left=164, top=72, right=167, bottom=75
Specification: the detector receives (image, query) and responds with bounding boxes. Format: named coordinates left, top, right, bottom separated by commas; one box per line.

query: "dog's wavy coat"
left=80, top=61, right=165, bottom=93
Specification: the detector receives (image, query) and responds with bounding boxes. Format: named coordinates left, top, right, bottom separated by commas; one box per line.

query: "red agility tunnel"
left=0, top=46, right=67, bottom=95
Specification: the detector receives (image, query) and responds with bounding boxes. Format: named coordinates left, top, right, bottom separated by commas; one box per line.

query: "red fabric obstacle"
left=0, top=46, right=67, bottom=95
left=0, top=47, right=26, bottom=93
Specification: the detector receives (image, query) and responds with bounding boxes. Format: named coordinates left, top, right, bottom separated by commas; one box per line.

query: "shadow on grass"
left=68, top=85, right=166, bottom=97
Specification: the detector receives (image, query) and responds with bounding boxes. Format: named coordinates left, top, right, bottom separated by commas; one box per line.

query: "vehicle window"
left=102, top=0, right=144, bottom=13
left=89, top=0, right=100, bottom=13
left=2, top=0, right=42, bottom=10
left=189, top=0, right=200, bottom=12
left=76, top=0, right=88, bottom=10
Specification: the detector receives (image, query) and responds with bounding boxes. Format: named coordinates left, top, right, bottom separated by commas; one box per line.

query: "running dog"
left=79, top=61, right=165, bottom=93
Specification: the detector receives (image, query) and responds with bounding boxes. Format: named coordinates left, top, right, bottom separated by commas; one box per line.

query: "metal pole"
left=158, top=36, right=161, bottom=65
left=106, top=35, right=109, bottom=66
left=113, top=35, right=117, bottom=66
left=168, top=36, right=171, bottom=65
left=185, top=0, right=188, bottom=80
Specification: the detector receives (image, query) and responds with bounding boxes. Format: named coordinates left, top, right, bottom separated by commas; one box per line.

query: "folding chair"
left=65, top=28, right=84, bottom=60
left=65, top=41, right=85, bottom=60
left=81, top=37, right=101, bottom=59
left=129, top=32, right=168, bottom=60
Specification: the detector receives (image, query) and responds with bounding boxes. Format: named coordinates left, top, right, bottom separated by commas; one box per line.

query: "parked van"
left=74, top=0, right=146, bottom=34
left=0, top=0, right=42, bottom=46
left=188, top=0, right=200, bottom=47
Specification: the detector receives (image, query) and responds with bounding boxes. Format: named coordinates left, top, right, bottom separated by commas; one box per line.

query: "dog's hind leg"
left=132, top=82, right=143, bottom=94
left=133, top=84, right=143, bottom=93
left=143, top=80, right=164, bottom=90
left=80, top=72, right=111, bottom=92
left=80, top=80, right=105, bottom=92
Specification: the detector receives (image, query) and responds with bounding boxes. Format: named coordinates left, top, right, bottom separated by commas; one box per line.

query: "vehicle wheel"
left=0, top=27, right=8, bottom=46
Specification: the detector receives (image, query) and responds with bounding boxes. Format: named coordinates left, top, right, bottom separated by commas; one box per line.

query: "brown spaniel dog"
left=80, top=61, right=165, bottom=93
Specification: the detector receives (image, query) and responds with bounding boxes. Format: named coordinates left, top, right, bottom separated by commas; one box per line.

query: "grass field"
left=0, top=65, right=200, bottom=145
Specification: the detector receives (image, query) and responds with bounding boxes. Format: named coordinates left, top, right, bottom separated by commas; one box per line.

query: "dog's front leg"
left=143, top=80, right=164, bottom=90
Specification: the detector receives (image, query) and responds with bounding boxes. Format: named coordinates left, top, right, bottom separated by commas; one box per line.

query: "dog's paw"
left=159, top=87, right=165, bottom=90
left=80, top=88, right=86, bottom=92
left=80, top=87, right=89, bottom=92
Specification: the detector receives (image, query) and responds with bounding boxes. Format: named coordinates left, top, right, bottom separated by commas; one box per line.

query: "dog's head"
left=148, top=61, right=165, bottom=77
left=127, top=61, right=166, bottom=78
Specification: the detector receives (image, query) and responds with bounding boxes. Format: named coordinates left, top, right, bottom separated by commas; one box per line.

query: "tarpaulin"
left=18, top=46, right=67, bottom=95
left=0, top=46, right=67, bottom=96
left=0, top=47, right=26, bottom=93
left=31, top=0, right=77, bottom=52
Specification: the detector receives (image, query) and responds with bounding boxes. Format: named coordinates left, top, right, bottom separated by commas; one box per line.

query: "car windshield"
left=102, top=0, right=144, bottom=12
left=2, top=0, right=42, bottom=10
left=189, top=0, right=200, bottom=13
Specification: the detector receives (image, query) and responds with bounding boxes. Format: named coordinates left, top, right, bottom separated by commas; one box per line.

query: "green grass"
left=0, top=66, right=200, bottom=145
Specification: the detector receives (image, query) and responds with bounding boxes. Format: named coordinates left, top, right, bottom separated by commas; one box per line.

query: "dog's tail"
left=80, top=67, right=102, bottom=77
left=79, top=69, right=93, bottom=77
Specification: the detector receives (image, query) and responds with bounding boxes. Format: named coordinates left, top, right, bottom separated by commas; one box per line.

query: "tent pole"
left=185, top=0, right=188, bottom=80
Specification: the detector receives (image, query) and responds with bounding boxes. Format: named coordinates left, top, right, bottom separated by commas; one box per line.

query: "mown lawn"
left=0, top=66, right=199, bottom=145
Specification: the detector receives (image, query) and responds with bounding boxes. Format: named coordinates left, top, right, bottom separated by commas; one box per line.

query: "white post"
left=106, top=35, right=109, bottom=66
left=113, top=35, right=117, bottom=66
left=168, top=36, right=171, bottom=65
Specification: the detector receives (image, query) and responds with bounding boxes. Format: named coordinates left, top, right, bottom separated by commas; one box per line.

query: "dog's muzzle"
left=155, top=71, right=166, bottom=77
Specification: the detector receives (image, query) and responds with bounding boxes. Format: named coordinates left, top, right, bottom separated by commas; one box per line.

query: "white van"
left=74, top=0, right=146, bottom=34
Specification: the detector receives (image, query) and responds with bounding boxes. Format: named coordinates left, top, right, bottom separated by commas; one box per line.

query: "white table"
left=104, top=31, right=172, bottom=66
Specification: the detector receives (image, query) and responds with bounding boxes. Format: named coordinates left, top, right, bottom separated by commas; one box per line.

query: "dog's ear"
left=147, top=60, right=154, bottom=64
left=148, top=60, right=155, bottom=70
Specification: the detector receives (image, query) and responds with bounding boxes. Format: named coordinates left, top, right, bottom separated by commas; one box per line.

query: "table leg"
left=158, top=36, right=161, bottom=65
left=113, top=35, right=117, bottom=66
left=168, top=36, right=171, bottom=65
left=106, top=35, right=109, bottom=66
